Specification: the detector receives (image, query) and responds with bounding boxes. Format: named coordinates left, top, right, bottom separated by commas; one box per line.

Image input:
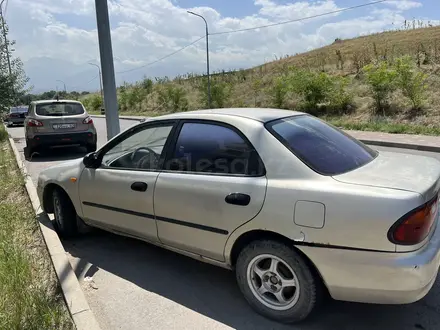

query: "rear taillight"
left=83, top=116, right=93, bottom=124
left=27, top=119, right=43, bottom=127
left=389, top=194, right=438, bottom=245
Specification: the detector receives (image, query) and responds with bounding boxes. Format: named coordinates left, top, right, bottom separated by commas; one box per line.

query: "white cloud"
left=3, top=0, right=433, bottom=91
left=385, top=1, right=423, bottom=11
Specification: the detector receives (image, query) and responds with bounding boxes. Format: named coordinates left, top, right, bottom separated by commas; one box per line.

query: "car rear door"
left=154, top=120, right=267, bottom=262
left=78, top=121, right=177, bottom=242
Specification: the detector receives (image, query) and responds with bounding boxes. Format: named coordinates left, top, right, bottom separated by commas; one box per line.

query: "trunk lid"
left=34, top=101, right=90, bottom=134
left=35, top=115, right=89, bottom=134
left=333, top=151, right=440, bottom=202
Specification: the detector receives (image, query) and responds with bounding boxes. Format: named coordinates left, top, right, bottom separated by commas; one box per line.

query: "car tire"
left=24, top=140, right=35, bottom=160
left=236, top=240, right=323, bottom=324
left=86, top=143, right=97, bottom=153
left=52, top=188, right=78, bottom=238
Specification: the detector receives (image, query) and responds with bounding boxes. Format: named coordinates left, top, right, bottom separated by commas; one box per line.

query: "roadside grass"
left=91, top=109, right=440, bottom=136
left=0, top=127, right=74, bottom=329
left=326, top=117, right=440, bottom=136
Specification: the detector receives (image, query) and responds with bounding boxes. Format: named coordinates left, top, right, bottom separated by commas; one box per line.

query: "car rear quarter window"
left=168, top=122, right=265, bottom=176
left=36, top=102, right=85, bottom=116
left=266, top=115, right=377, bottom=175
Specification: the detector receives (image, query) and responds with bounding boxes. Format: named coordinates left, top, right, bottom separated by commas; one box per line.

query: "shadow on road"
left=26, top=146, right=87, bottom=163
left=61, top=229, right=440, bottom=330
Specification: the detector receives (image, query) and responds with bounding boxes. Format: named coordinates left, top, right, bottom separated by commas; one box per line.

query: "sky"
left=3, top=0, right=440, bottom=93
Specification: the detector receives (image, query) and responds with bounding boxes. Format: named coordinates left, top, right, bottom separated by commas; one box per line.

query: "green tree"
left=394, top=56, right=428, bottom=110
left=363, top=61, right=397, bottom=115
left=0, top=17, right=29, bottom=112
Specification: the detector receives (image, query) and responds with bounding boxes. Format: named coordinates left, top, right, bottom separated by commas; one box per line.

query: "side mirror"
left=83, top=152, right=100, bottom=168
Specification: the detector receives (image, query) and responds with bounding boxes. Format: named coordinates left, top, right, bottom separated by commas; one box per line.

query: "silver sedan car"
left=37, top=108, right=440, bottom=323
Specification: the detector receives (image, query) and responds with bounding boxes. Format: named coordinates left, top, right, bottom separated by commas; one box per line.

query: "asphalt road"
left=6, top=119, right=440, bottom=330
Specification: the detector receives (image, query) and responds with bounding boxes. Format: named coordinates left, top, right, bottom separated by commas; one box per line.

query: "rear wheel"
left=52, top=188, right=78, bottom=238
left=24, top=139, right=35, bottom=160
left=236, top=240, right=323, bottom=323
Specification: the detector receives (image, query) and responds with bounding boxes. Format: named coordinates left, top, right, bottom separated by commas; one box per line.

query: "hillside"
left=82, top=25, right=440, bottom=135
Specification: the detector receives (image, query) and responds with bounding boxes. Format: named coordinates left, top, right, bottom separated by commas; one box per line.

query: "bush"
left=199, top=79, right=230, bottom=108
left=394, top=56, right=428, bottom=110
left=270, top=76, right=288, bottom=108
left=141, top=78, right=153, bottom=94
left=0, top=126, right=7, bottom=142
left=363, top=61, right=397, bottom=115
left=327, top=76, right=354, bottom=115
left=82, top=94, right=102, bottom=113
left=157, top=85, right=189, bottom=113
left=290, top=69, right=333, bottom=110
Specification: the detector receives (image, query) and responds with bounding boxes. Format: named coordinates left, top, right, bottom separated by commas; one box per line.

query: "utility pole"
left=94, top=0, right=120, bottom=140
left=0, top=0, right=12, bottom=76
left=89, top=62, right=104, bottom=111
left=188, top=11, right=211, bottom=108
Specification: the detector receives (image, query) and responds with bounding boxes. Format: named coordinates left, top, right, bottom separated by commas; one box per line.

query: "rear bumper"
left=8, top=117, right=25, bottom=124
left=298, top=221, right=440, bottom=304
left=28, top=132, right=96, bottom=148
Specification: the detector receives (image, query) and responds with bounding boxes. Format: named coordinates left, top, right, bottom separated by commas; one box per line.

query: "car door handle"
left=225, top=193, right=251, bottom=206
left=131, top=182, right=148, bottom=192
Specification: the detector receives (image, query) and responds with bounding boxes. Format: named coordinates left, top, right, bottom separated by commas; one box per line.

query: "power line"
left=68, top=74, right=99, bottom=91
left=116, top=36, right=205, bottom=74
left=210, top=0, right=388, bottom=36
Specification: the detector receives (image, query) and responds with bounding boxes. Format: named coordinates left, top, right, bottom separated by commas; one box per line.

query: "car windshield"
left=36, top=102, right=84, bottom=116
left=266, top=115, right=377, bottom=176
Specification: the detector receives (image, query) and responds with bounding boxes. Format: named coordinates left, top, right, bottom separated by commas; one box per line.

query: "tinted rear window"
left=36, top=103, right=84, bottom=116
left=266, top=115, right=377, bottom=175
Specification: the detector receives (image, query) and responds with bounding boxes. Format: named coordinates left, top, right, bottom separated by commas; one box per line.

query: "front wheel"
left=236, top=240, right=323, bottom=323
left=52, top=188, right=78, bottom=238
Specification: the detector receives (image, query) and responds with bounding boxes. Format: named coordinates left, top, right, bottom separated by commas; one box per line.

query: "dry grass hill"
left=82, top=24, right=440, bottom=135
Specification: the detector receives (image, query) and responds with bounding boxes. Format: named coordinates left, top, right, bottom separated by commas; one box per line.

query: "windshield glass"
left=266, top=115, right=377, bottom=175
left=36, top=102, right=84, bottom=116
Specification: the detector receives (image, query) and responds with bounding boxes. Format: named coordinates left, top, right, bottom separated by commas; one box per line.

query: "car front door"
left=78, top=120, right=176, bottom=242
left=154, top=120, right=268, bottom=261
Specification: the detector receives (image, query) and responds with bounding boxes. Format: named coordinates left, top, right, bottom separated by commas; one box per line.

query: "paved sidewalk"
left=91, top=115, right=440, bottom=152
left=348, top=130, right=440, bottom=152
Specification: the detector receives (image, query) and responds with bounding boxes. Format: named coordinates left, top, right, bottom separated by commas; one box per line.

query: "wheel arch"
left=228, top=230, right=328, bottom=291
left=42, top=183, right=68, bottom=213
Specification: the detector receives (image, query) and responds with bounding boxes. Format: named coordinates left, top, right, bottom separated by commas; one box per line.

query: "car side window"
left=102, top=125, right=173, bottom=170
left=167, top=122, right=264, bottom=176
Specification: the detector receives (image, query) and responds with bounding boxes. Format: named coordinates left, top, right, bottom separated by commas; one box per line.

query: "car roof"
left=153, top=108, right=304, bottom=123
left=32, top=99, right=82, bottom=105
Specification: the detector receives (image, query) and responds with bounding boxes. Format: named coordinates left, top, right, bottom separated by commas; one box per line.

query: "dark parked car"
left=6, top=106, right=28, bottom=127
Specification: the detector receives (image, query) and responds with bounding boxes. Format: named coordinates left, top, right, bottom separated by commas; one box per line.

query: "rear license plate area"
left=53, top=124, right=76, bottom=130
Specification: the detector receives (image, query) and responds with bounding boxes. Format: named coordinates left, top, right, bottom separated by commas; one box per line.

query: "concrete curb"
left=91, top=115, right=440, bottom=153
left=7, top=137, right=101, bottom=330
left=92, top=114, right=145, bottom=121
left=356, top=139, right=440, bottom=153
